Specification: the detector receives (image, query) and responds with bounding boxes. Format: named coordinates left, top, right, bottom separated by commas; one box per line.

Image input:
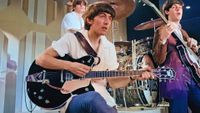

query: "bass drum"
left=135, top=54, right=158, bottom=106
left=113, top=83, right=144, bottom=107
left=113, top=41, right=143, bottom=107
left=112, top=54, right=158, bottom=107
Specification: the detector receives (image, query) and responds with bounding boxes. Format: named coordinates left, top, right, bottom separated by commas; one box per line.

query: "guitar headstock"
left=141, top=0, right=155, bottom=7
left=140, top=0, right=168, bottom=23
left=153, top=66, right=176, bottom=82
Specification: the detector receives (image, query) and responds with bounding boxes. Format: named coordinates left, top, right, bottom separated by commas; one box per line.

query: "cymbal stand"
left=132, top=40, right=137, bottom=70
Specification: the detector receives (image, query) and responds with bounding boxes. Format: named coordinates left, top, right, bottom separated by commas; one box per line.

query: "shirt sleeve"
left=51, top=34, right=71, bottom=57
left=108, top=44, right=119, bottom=70
left=61, top=12, right=82, bottom=30
left=152, top=27, right=168, bottom=65
left=103, top=39, right=119, bottom=70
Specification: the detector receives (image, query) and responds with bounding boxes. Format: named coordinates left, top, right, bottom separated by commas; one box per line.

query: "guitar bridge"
left=42, top=79, right=50, bottom=84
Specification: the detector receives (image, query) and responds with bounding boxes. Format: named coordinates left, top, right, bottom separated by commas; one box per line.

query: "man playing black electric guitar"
left=34, top=2, right=154, bottom=113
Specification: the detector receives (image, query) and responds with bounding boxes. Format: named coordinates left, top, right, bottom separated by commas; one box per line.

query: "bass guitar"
left=141, top=0, right=200, bottom=82
left=26, top=54, right=175, bottom=110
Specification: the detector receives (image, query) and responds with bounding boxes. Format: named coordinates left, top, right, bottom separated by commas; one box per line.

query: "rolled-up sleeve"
left=51, top=35, right=70, bottom=57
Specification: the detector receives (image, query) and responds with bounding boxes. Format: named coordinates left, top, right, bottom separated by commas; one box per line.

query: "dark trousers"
left=167, top=80, right=200, bottom=113
left=66, top=91, right=117, bottom=113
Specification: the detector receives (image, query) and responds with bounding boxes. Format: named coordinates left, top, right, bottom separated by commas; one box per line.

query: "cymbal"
left=134, top=18, right=164, bottom=30
left=98, top=0, right=136, bottom=20
left=114, top=41, right=131, bottom=46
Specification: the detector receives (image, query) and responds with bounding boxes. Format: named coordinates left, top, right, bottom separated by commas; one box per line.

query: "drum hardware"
left=115, top=41, right=133, bottom=71
left=126, top=49, right=132, bottom=55
left=135, top=37, right=153, bottom=55
left=135, top=62, right=143, bottom=69
left=117, top=47, right=127, bottom=56
left=122, top=88, right=128, bottom=109
left=132, top=40, right=137, bottom=70
left=125, top=64, right=133, bottom=70
left=115, top=86, right=143, bottom=107
left=114, top=41, right=132, bottom=47
left=129, top=85, right=148, bottom=90
left=157, top=98, right=169, bottom=107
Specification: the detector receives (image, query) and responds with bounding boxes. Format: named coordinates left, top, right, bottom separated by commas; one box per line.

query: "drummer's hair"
left=83, top=2, right=116, bottom=30
left=72, top=0, right=87, bottom=8
left=162, top=0, right=184, bottom=18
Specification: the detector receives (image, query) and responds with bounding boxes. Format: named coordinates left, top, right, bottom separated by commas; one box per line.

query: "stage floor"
left=118, top=106, right=167, bottom=113
left=17, top=106, right=168, bottom=113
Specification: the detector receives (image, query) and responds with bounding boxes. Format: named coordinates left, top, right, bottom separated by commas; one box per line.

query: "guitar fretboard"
left=84, top=70, right=144, bottom=78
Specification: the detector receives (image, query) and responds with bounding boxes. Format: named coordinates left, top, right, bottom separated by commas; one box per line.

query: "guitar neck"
left=26, top=67, right=175, bottom=82
left=84, top=70, right=144, bottom=78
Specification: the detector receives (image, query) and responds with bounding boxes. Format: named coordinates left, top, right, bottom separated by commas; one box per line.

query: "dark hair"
left=83, top=2, right=116, bottom=30
left=162, top=0, right=184, bottom=18
left=72, top=0, right=87, bottom=8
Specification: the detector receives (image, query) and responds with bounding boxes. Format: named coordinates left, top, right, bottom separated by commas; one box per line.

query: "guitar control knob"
left=33, top=92, right=37, bottom=95
left=40, top=89, right=44, bottom=93
left=85, top=88, right=89, bottom=91
left=45, top=100, right=50, bottom=104
left=81, top=60, right=85, bottom=64
left=38, top=96, right=43, bottom=100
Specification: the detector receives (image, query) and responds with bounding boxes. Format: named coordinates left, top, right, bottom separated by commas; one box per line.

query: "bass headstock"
left=153, top=66, right=176, bottom=82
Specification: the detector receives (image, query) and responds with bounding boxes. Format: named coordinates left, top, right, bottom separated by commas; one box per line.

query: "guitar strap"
left=74, top=31, right=100, bottom=65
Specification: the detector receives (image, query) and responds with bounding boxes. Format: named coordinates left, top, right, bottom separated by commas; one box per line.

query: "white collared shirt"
left=61, top=11, right=84, bottom=36
left=52, top=29, right=119, bottom=109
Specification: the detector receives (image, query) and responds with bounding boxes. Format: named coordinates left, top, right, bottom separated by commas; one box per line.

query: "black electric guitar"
left=26, top=54, right=175, bottom=110
left=141, top=0, right=200, bottom=82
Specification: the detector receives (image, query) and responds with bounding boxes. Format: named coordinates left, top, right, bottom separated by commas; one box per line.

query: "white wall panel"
left=37, top=0, right=47, bottom=25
